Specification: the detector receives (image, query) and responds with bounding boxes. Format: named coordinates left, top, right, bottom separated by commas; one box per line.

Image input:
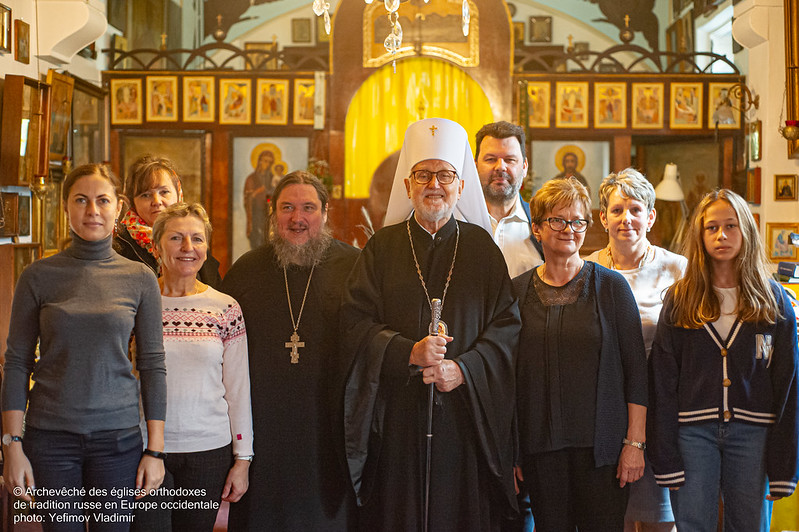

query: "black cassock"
left=222, top=240, right=359, bottom=531
left=342, top=216, right=520, bottom=532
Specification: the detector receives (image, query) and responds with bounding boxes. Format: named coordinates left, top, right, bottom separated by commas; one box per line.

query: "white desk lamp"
left=655, top=163, right=689, bottom=251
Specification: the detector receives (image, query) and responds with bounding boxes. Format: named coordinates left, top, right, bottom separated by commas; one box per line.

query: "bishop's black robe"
left=342, top=216, right=520, bottom=532
left=221, top=240, right=359, bottom=531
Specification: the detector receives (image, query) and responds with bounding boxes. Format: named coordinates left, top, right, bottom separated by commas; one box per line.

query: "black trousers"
left=522, top=447, right=628, bottom=532
left=132, top=444, right=232, bottom=532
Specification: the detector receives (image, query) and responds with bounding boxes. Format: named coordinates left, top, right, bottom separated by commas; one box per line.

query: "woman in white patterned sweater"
left=132, top=202, right=254, bottom=532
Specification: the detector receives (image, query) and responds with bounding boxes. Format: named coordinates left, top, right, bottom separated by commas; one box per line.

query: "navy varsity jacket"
left=649, top=280, right=799, bottom=498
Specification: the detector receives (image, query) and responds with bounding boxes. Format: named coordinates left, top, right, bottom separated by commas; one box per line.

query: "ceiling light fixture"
left=312, top=0, right=470, bottom=57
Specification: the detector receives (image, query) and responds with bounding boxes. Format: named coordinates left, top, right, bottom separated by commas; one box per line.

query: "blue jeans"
left=500, top=487, right=535, bottom=532
left=24, top=425, right=143, bottom=532
left=670, top=421, right=771, bottom=532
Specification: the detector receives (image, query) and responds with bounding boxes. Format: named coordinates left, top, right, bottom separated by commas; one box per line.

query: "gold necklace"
left=407, top=219, right=459, bottom=330
left=283, top=264, right=315, bottom=364
left=606, top=244, right=651, bottom=270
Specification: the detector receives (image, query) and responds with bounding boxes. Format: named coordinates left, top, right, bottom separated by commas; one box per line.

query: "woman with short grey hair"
left=598, top=168, right=657, bottom=215
left=587, top=168, right=687, bottom=532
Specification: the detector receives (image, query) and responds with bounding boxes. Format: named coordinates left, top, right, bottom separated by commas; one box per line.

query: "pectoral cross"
left=285, top=331, right=304, bottom=364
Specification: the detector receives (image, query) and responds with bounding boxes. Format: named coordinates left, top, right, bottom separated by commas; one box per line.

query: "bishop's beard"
left=270, top=224, right=334, bottom=269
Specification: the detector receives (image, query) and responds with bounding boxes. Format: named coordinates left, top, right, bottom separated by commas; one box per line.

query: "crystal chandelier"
left=312, top=0, right=471, bottom=56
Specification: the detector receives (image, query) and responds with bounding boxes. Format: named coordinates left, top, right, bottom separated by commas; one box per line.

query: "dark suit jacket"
left=520, top=198, right=545, bottom=261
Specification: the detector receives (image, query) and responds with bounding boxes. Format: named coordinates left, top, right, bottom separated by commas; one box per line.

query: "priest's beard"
left=270, top=225, right=333, bottom=269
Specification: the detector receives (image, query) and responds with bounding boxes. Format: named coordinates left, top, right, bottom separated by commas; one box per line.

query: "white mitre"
left=383, top=117, right=492, bottom=234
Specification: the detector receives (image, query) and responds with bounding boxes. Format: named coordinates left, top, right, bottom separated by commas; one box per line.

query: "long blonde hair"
left=667, top=189, right=778, bottom=327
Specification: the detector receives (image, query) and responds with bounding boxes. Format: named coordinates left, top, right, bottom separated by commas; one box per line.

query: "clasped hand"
left=409, top=334, right=464, bottom=392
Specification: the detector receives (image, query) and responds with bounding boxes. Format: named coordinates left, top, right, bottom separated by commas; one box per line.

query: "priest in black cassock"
left=342, top=118, right=521, bottom=531
left=222, top=171, right=359, bottom=531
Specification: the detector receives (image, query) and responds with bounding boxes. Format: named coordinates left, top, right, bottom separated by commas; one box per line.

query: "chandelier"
left=312, top=0, right=471, bottom=56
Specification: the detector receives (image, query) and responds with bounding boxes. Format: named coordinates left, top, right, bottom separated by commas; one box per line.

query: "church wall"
left=231, top=3, right=324, bottom=53
left=509, top=1, right=617, bottom=53
left=734, top=0, right=799, bottom=267
left=204, top=0, right=338, bottom=46
left=99, top=0, right=757, bottom=267
left=0, top=0, right=112, bottom=247
left=4, top=0, right=794, bottom=264
left=513, top=0, right=668, bottom=51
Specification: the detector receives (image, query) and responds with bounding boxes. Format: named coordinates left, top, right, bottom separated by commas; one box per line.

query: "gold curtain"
left=773, top=483, right=799, bottom=530
left=344, top=57, right=494, bottom=198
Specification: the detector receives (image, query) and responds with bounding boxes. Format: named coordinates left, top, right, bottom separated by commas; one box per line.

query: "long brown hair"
left=124, top=155, right=181, bottom=204
left=667, top=189, right=778, bottom=327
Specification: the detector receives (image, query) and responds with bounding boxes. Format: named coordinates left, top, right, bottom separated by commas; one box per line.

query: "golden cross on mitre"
left=430, top=124, right=438, bottom=136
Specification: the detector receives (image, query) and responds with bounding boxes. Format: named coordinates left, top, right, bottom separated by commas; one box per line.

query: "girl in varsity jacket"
left=649, top=189, right=798, bottom=532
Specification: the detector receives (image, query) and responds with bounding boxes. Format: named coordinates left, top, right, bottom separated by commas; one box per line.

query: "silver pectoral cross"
left=285, top=331, right=304, bottom=364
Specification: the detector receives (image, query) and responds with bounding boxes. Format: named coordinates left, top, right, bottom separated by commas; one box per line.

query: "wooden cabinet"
left=0, top=243, right=41, bottom=356
left=0, top=75, right=51, bottom=186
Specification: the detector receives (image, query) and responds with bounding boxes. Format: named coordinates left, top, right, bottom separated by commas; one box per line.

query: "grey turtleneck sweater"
left=1, top=233, right=166, bottom=433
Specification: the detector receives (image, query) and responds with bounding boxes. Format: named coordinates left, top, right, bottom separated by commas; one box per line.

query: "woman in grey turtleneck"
left=1, top=163, right=167, bottom=531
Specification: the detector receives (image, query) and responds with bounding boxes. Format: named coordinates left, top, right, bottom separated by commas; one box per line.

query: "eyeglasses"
left=545, top=217, right=589, bottom=233
left=410, top=169, right=459, bottom=185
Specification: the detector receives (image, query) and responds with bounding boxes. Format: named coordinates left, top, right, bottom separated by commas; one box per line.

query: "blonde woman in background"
left=132, top=203, right=253, bottom=532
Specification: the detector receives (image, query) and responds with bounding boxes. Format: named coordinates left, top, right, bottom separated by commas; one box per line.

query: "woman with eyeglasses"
left=586, top=169, right=686, bottom=532
left=513, top=177, right=648, bottom=531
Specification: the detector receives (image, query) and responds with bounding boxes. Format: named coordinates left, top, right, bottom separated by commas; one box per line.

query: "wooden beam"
left=612, top=135, right=632, bottom=171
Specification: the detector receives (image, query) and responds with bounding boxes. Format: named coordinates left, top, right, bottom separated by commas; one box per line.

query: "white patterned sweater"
left=149, top=287, right=253, bottom=455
